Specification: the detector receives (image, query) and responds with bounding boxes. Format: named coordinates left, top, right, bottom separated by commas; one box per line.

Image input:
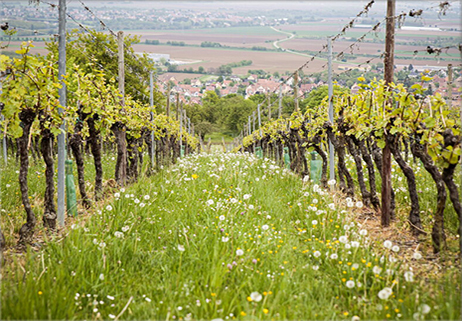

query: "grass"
left=1, top=152, right=460, bottom=320
left=204, top=131, right=234, bottom=144
left=0, top=151, right=117, bottom=248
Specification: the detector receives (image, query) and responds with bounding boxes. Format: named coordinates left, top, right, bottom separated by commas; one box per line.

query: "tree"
left=194, top=121, right=216, bottom=140
left=47, top=30, right=158, bottom=104
left=303, top=85, right=350, bottom=110
left=218, top=95, right=255, bottom=134
left=198, top=66, right=205, bottom=73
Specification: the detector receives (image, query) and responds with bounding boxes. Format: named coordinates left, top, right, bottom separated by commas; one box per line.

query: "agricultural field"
left=8, top=17, right=459, bottom=76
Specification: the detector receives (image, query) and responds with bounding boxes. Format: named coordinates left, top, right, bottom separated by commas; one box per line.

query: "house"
left=192, top=79, right=202, bottom=87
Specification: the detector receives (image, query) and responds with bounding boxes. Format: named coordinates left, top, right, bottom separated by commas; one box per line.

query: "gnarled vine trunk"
left=370, top=139, right=396, bottom=218
left=18, top=109, right=37, bottom=247
left=88, top=115, right=103, bottom=200
left=69, top=118, right=91, bottom=208
left=356, top=137, right=380, bottom=210
left=112, top=121, right=127, bottom=186
left=389, top=135, right=422, bottom=235
left=346, top=136, right=370, bottom=206
left=411, top=140, right=446, bottom=253
left=40, top=126, right=57, bottom=229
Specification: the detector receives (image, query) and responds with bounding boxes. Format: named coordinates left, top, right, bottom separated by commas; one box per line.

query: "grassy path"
left=2, top=152, right=460, bottom=320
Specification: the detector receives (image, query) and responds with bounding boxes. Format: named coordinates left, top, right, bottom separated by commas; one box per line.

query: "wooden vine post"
left=166, top=83, right=171, bottom=117
left=381, top=0, right=395, bottom=227
left=447, top=64, right=452, bottom=108
left=114, top=30, right=128, bottom=186
left=176, top=92, right=180, bottom=120
left=294, top=71, right=299, bottom=112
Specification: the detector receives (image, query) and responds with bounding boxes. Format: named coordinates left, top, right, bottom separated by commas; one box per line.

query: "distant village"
left=158, top=67, right=461, bottom=106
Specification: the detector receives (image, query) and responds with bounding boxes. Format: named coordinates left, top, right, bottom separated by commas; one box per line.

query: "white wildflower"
left=250, top=292, right=262, bottom=302
left=383, top=240, right=393, bottom=249
left=346, top=280, right=355, bottom=288
left=404, top=271, right=414, bottom=282
left=377, top=287, right=392, bottom=300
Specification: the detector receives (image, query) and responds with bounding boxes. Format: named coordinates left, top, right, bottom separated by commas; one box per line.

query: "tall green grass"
left=1, top=152, right=460, bottom=320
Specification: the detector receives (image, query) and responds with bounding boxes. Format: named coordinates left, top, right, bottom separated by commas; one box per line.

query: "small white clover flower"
left=178, top=245, right=185, bottom=252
